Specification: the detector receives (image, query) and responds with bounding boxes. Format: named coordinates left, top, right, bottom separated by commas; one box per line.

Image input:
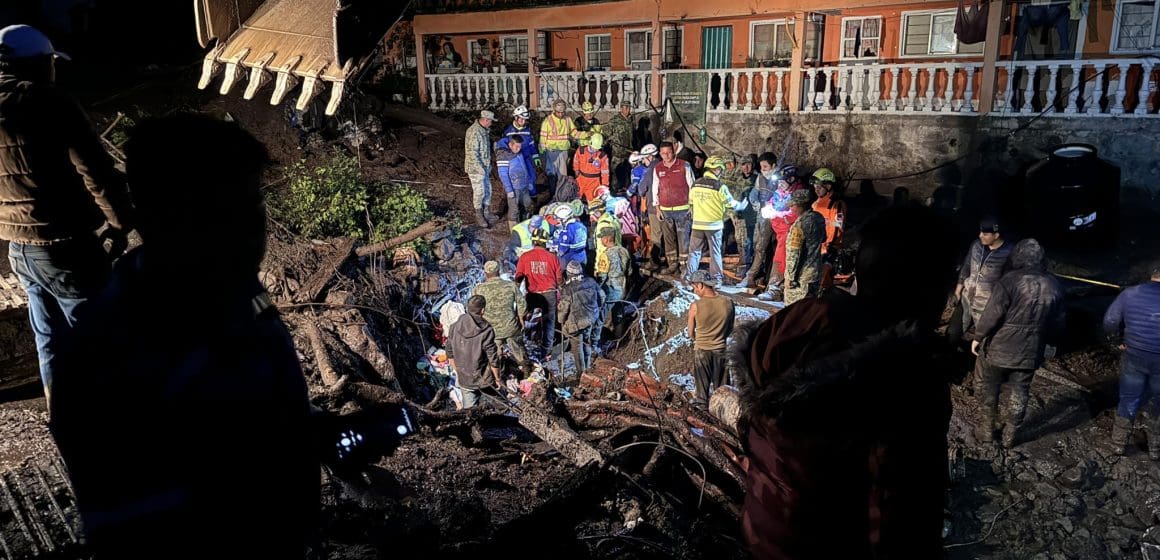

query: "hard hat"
left=553, top=205, right=574, bottom=220
left=778, top=164, right=801, bottom=184
left=552, top=99, right=566, bottom=110
left=589, top=132, right=604, bottom=150
left=581, top=101, right=595, bottom=114
left=629, top=152, right=642, bottom=165
left=0, top=25, right=70, bottom=60
left=593, top=186, right=611, bottom=200
left=640, top=144, right=658, bottom=157
left=529, top=215, right=544, bottom=229
left=588, top=197, right=606, bottom=212
left=513, top=105, right=530, bottom=119
left=703, top=155, right=727, bottom=171
left=812, top=167, right=837, bottom=184
left=568, top=200, right=584, bottom=217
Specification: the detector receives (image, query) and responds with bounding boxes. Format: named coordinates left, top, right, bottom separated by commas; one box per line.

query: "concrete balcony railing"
left=423, top=60, right=1159, bottom=118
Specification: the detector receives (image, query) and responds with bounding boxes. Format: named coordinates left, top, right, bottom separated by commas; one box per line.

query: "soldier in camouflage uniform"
left=465, top=110, right=496, bottom=227
left=603, top=100, right=635, bottom=193
left=472, top=260, right=528, bottom=366
left=783, top=189, right=826, bottom=305
left=720, top=153, right=758, bottom=277
left=596, top=226, right=630, bottom=323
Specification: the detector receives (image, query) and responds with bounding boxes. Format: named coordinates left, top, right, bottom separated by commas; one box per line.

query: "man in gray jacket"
left=558, top=260, right=604, bottom=374
left=954, top=217, right=1013, bottom=340
left=0, top=25, right=134, bottom=400
left=971, top=239, right=1065, bottom=447
left=465, top=110, right=495, bottom=227
left=446, top=295, right=501, bottom=408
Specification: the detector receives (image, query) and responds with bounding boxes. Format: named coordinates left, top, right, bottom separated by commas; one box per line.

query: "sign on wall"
left=664, top=72, right=708, bottom=127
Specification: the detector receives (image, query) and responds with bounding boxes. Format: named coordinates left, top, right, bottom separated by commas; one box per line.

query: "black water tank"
left=1024, top=144, right=1120, bottom=246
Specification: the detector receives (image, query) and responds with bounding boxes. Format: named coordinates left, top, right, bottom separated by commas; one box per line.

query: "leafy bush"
left=275, top=151, right=433, bottom=247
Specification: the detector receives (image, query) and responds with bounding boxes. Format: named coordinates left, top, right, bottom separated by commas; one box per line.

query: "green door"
left=701, top=26, right=733, bottom=69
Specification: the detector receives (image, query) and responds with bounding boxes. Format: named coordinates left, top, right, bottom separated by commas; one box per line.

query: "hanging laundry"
left=955, top=0, right=989, bottom=45
left=1015, top=3, right=1071, bottom=56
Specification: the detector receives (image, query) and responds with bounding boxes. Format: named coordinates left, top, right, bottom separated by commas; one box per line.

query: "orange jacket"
left=573, top=147, right=609, bottom=201
left=812, top=194, right=846, bottom=255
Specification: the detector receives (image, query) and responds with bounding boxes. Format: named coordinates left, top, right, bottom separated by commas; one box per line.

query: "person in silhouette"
left=50, top=114, right=318, bottom=559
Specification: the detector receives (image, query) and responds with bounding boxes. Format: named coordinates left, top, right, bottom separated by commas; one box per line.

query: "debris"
left=294, top=238, right=356, bottom=304
left=355, top=219, right=446, bottom=257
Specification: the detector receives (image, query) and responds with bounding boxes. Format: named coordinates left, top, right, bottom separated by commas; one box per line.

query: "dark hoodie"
left=973, top=238, right=1065, bottom=370
left=736, top=291, right=951, bottom=560
left=446, top=311, right=499, bottom=389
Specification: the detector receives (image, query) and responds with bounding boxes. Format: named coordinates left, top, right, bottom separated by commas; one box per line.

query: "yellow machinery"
left=195, top=0, right=398, bottom=115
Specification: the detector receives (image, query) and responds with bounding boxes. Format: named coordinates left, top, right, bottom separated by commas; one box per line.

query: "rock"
left=1059, top=462, right=1090, bottom=489
left=1034, top=482, right=1061, bottom=499
left=1016, top=469, right=1039, bottom=482
left=1056, top=517, right=1074, bottom=534
left=1074, top=527, right=1092, bottom=540
left=708, top=385, right=740, bottom=432
left=1033, top=459, right=1066, bottom=479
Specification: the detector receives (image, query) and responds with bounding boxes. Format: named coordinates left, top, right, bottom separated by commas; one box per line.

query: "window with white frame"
left=750, top=20, right=793, bottom=63
left=625, top=28, right=682, bottom=69
left=841, top=16, right=882, bottom=60
left=468, top=39, right=490, bottom=66
left=586, top=34, right=612, bottom=69
left=901, top=10, right=986, bottom=56
left=1113, top=0, right=1160, bottom=52
left=500, top=33, right=547, bottom=67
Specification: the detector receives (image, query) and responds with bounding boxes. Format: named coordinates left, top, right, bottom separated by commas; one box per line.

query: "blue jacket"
left=503, top=122, right=539, bottom=180
left=495, top=138, right=534, bottom=195
left=555, top=219, right=588, bottom=267
left=1104, top=281, right=1160, bottom=357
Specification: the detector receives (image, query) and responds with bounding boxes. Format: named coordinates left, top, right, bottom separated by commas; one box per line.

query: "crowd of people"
left=3, top=21, right=1160, bottom=559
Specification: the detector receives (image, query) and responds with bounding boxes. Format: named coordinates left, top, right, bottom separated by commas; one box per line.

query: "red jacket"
left=515, top=246, right=562, bottom=295
left=736, top=292, right=950, bottom=560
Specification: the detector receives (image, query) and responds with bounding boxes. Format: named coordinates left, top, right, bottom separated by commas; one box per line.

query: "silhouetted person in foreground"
left=736, top=205, right=958, bottom=559
left=50, top=114, right=318, bottom=559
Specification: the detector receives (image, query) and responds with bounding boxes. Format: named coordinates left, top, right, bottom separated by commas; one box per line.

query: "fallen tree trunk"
left=355, top=220, right=446, bottom=257
left=513, top=401, right=605, bottom=468
left=295, top=238, right=357, bottom=303
left=303, top=317, right=342, bottom=386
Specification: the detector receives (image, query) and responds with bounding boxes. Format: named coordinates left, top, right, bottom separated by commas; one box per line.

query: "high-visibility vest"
left=689, top=173, right=737, bottom=231
left=539, top=114, right=574, bottom=152
left=812, top=194, right=846, bottom=254
left=511, top=220, right=534, bottom=255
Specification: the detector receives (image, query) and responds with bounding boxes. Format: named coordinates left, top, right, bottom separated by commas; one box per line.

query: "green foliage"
left=275, top=151, right=433, bottom=248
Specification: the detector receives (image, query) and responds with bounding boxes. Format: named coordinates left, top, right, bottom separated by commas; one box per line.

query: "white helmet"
left=640, top=144, right=658, bottom=157
left=553, top=205, right=574, bottom=220
left=513, top=105, right=530, bottom=119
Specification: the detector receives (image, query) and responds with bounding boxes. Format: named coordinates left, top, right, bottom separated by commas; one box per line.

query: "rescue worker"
left=553, top=204, right=588, bottom=270
left=737, top=205, right=958, bottom=560
left=573, top=132, right=610, bottom=202
left=629, top=144, right=660, bottom=267
left=50, top=114, right=314, bottom=558
left=589, top=197, right=621, bottom=273
left=503, top=105, right=540, bottom=185
left=971, top=239, right=1065, bottom=448
left=0, top=24, right=135, bottom=401
left=597, top=226, right=630, bottom=323
left=473, top=260, right=529, bottom=368
left=651, top=142, right=696, bottom=276
left=496, top=134, right=534, bottom=228
left=558, top=260, right=604, bottom=374
left=737, top=153, right=780, bottom=289
left=672, top=129, right=697, bottom=166
left=810, top=168, right=846, bottom=256
left=603, top=100, right=634, bottom=191
left=447, top=295, right=502, bottom=408
left=505, top=215, right=547, bottom=271
left=539, top=99, right=575, bottom=197
left=465, top=109, right=496, bottom=227
left=516, top=228, right=563, bottom=355
left=572, top=101, right=601, bottom=148
left=1103, top=261, right=1160, bottom=459
left=687, top=270, right=735, bottom=408
left=687, top=155, right=746, bottom=284
left=722, top=154, right=758, bottom=277
left=757, top=165, right=808, bottom=301
left=781, top=189, right=826, bottom=305
left=954, top=217, right=1014, bottom=341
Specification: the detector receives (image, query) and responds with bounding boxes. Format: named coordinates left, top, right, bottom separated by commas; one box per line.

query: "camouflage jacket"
left=472, top=277, right=527, bottom=339
left=784, top=209, right=826, bottom=294
left=603, top=114, right=634, bottom=160
left=721, top=168, right=756, bottom=216
left=464, top=121, right=492, bottom=175
left=599, top=245, right=631, bottom=291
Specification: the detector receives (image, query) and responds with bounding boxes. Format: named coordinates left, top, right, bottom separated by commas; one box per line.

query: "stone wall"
left=671, top=112, right=1160, bottom=201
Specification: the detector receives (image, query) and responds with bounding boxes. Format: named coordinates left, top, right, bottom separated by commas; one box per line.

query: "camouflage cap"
left=597, top=227, right=617, bottom=239
left=483, top=260, right=500, bottom=274
left=788, top=188, right=813, bottom=207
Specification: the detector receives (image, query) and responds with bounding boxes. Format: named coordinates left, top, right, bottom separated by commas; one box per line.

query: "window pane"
left=537, top=33, right=548, bottom=59
left=844, top=20, right=861, bottom=39
left=599, top=52, right=611, bottom=67
left=930, top=13, right=957, bottom=54
left=629, top=32, right=646, bottom=61
left=775, top=24, right=792, bottom=59
left=862, top=18, right=881, bottom=39
left=861, top=38, right=879, bottom=57
left=600, top=36, right=611, bottom=50
left=754, top=24, right=775, bottom=59
left=844, top=40, right=857, bottom=58
left=1118, top=1, right=1156, bottom=50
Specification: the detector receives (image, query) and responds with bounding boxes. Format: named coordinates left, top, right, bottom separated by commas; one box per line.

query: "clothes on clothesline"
left=1015, top=3, right=1071, bottom=56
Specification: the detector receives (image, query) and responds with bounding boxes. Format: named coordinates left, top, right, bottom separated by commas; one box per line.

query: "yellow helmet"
left=581, top=101, right=595, bottom=114
left=812, top=167, right=837, bottom=184
left=703, top=155, right=727, bottom=171
left=589, top=132, right=604, bottom=150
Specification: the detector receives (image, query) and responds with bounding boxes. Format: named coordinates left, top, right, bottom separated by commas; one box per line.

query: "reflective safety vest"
left=812, top=193, right=847, bottom=255
left=511, top=220, right=535, bottom=256
left=689, top=172, right=739, bottom=231
left=539, top=114, right=574, bottom=152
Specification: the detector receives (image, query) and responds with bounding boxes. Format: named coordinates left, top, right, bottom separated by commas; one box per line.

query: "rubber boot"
left=1111, top=415, right=1132, bottom=456
left=975, top=410, right=996, bottom=445
left=474, top=208, right=489, bottom=227
left=1001, top=388, right=1030, bottom=449
left=1149, top=415, right=1160, bottom=461
left=758, top=280, right=783, bottom=302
